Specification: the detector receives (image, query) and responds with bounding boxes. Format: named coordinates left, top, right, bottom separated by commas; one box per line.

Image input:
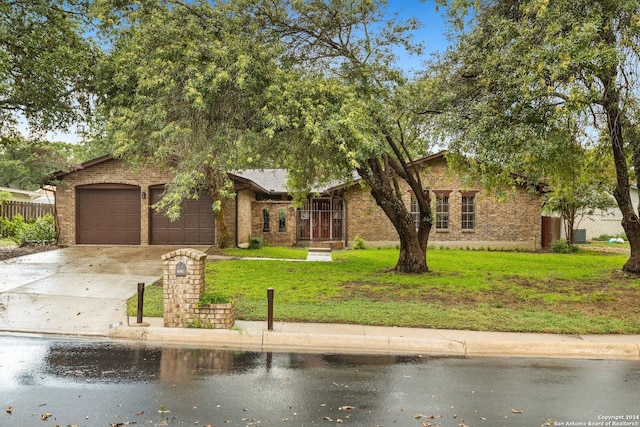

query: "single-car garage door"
left=149, top=186, right=215, bottom=245
left=76, top=185, right=141, bottom=244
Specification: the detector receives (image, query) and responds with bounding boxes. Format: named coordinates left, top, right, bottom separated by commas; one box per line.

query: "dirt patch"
left=0, top=244, right=60, bottom=261
left=336, top=272, right=640, bottom=325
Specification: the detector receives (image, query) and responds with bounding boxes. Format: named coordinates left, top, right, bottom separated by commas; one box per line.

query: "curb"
left=109, top=326, right=640, bottom=360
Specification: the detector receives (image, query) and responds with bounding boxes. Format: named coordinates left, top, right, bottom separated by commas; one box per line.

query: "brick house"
left=53, top=152, right=544, bottom=250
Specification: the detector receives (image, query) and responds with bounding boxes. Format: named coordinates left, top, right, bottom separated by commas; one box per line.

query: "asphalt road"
left=1, top=334, right=639, bottom=427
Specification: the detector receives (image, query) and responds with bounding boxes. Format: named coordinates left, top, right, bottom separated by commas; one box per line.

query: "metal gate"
left=297, top=199, right=343, bottom=241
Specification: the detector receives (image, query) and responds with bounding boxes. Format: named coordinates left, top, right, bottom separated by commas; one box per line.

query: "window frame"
left=435, top=194, right=450, bottom=230
left=278, top=208, right=286, bottom=233
left=461, top=192, right=477, bottom=231
left=262, top=208, right=270, bottom=233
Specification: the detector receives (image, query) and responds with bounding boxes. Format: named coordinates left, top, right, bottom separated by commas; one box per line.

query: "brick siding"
left=344, top=158, right=542, bottom=250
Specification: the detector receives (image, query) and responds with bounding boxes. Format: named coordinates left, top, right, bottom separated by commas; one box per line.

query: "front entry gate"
left=297, top=198, right=343, bottom=241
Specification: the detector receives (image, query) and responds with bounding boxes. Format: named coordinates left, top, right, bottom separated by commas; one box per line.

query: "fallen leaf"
left=323, top=416, right=333, bottom=421
left=5, top=406, right=11, bottom=414
left=136, top=411, right=144, bottom=415
left=337, top=419, right=344, bottom=423
left=339, top=406, right=355, bottom=410
left=511, top=408, right=524, bottom=414
left=281, top=418, right=290, bottom=422
left=41, top=413, right=52, bottom=420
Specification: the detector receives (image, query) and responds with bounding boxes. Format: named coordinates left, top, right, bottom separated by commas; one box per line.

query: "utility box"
left=573, top=229, right=587, bottom=244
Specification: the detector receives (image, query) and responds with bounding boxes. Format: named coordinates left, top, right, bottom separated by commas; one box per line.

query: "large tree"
left=432, top=0, right=640, bottom=273
left=255, top=0, right=435, bottom=273
left=0, top=0, right=98, bottom=143
left=93, top=0, right=281, bottom=247
left=96, top=0, right=436, bottom=272
left=0, top=136, right=78, bottom=190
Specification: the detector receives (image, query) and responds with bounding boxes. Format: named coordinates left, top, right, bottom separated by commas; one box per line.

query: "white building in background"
left=0, top=186, right=55, bottom=204
left=567, top=186, right=637, bottom=241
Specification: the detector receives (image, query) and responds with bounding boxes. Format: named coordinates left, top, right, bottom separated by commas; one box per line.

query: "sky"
left=389, top=0, right=450, bottom=72
left=42, top=0, right=450, bottom=144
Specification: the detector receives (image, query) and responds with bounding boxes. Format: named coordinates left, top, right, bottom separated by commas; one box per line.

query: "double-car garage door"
left=76, top=184, right=214, bottom=245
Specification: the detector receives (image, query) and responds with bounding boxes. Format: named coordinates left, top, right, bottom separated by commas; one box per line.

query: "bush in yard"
left=248, top=234, right=264, bottom=249
left=14, top=214, right=56, bottom=246
left=353, top=235, right=366, bottom=250
left=551, top=239, right=578, bottom=254
left=1, top=214, right=25, bottom=239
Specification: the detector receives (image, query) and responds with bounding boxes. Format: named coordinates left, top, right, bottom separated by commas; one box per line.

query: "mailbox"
left=175, top=261, right=187, bottom=276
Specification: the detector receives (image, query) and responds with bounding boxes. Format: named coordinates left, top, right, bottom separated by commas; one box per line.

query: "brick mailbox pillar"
left=162, top=248, right=235, bottom=329
left=162, top=248, right=207, bottom=328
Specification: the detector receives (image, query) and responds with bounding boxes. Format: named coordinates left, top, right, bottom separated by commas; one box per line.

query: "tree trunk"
left=598, top=21, right=640, bottom=274
left=357, top=159, right=431, bottom=273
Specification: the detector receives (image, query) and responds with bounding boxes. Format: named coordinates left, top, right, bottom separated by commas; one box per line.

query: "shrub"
left=198, top=292, right=231, bottom=306
left=14, top=214, right=56, bottom=246
left=551, top=239, right=578, bottom=254
left=1, top=214, right=25, bottom=239
left=248, top=234, right=264, bottom=249
left=353, top=235, right=366, bottom=250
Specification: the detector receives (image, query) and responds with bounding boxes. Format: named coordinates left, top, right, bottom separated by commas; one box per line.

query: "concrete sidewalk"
left=110, top=317, right=640, bottom=360
left=1, top=246, right=639, bottom=360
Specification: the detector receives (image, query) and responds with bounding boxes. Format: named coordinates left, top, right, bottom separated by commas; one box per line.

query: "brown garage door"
left=149, top=186, right=215, bottom=245
left=76, top=185, right=141, bottom=244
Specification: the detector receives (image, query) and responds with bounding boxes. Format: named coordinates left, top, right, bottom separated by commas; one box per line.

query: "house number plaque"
left=175, top=261, right=187, bottom=277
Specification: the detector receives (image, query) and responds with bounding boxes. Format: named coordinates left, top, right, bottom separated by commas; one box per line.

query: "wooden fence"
left=0, top=200, right=55, bottom=221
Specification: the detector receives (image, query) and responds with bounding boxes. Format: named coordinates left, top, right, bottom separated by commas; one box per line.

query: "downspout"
left=344, top=198, right=348, bottom=248
left=235, top=190, right=239, bottom=248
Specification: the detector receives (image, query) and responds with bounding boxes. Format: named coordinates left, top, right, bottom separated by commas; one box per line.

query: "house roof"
left=51, top=151, right=460, bottom=197
left=0, top=186, right=43, bottom=201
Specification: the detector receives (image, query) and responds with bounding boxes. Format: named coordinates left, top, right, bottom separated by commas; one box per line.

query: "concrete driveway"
left=0, top=246, right=209, bottom=336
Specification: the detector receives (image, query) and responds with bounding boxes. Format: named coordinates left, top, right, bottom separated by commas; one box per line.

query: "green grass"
left=129, top=247, right=640, bottom=334
left=218, top=246, right=308, bottom=260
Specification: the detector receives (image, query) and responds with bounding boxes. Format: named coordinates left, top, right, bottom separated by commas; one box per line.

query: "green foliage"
left=0, top=214, right=25, bottom=239
left=551, top=240, right=579, bottom=254
left=198, top=293, right=231, bottom=306
left=353, top=235, right=367, bottom=250
left=432, top=0, right=640, bottom=272
left=16, top=214, right=56, bottom=246
left=0, top=136, right=79, bottom=190
left=0, top=0, right=98, bottom=140
left=95, top=0, right=435, bottom=272
left=248, top=234, right=264, bottom=250
left=1, top=214, right=56, bottom=245
left=0, top=191, right=11, bottom=204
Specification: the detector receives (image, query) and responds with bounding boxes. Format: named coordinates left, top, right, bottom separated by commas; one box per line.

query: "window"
left=278, top=208, right=286, bottom=232
left=435, top=195, right=450, bottom=230
left=461, top=195, right=475, bottom=230
left=410, top=196, right=420, bottom=230
left=262, top=209, right=270, bottom=233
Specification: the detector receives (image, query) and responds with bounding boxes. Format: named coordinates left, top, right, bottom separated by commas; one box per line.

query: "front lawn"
left=129, top=247, right=640, bottom=334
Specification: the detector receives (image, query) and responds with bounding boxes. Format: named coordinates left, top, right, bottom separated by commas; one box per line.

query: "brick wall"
left=56, top=158, right=173, bottom=246
left=236, top=190, right=254, bottom=247
left=56, top=158, right=236, bottom=246
left=251, top=200, right=297, bottom=247
left=344, top=158, right=542, bottom=250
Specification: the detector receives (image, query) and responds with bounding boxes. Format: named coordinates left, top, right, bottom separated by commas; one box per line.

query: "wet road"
left=1, top=334, right=639, bottom=427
